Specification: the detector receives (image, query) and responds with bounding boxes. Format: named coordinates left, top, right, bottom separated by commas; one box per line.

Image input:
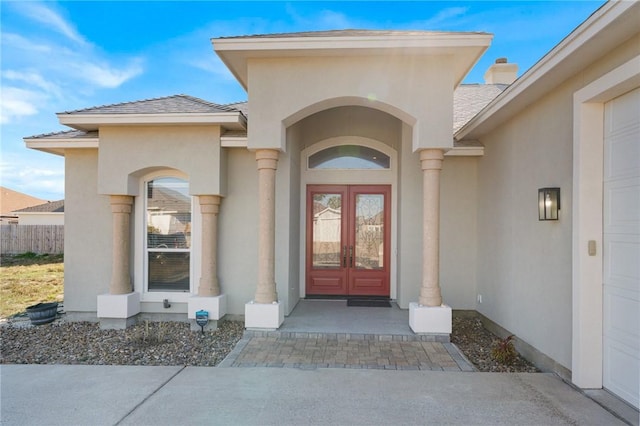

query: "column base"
left=97, top=292, right=140, bottom=329
left=409, top=302, right=452, bottom=334
left=188, top=294, right=227, bottom=321
left=245, top=301, right=284, bottom=330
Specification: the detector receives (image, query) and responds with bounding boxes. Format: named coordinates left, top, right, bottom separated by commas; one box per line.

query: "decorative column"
left=420, top=149, right=443, bottom=307
left=245, top=148, right=284, bottom=329
left=188, top=194, right=226, bottom=331
left=198, top=195, right=221, bottom=297
left=109, top=195, right=133, bottom=294
left=255, top=149, right=279, bottom=303
left=409, top=149, right=452, bottom=335
left=97, top=195, right=140, bottom=329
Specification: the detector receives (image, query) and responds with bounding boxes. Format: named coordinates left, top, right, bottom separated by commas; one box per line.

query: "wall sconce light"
left=538, top=187, right=560, bottom=221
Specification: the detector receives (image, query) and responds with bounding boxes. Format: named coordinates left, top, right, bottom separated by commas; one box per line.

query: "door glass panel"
left=355, top=194, right=384, bottom=269
left=312, top=193, right=342, bottom=269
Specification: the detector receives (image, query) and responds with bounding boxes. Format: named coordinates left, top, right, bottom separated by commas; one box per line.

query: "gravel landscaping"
left=1, top=314, right=538, bottom=372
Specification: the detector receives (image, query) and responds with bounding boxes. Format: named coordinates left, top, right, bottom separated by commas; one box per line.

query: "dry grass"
left=0, top=253, right=64, bottom=319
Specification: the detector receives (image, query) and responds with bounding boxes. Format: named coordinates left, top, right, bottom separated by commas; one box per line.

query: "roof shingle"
left=59, top=94, right=244, bottom=116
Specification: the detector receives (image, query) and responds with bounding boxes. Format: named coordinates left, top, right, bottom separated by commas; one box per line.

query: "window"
left=145, top=177, right=191, bottom=292
left=308, top=145, right=390, bottom=169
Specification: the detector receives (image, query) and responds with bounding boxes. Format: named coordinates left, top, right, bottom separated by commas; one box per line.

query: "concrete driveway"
left=0, top=364, right=627, bottom=425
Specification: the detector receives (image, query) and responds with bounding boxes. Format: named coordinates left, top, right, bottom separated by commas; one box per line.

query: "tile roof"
left=218, top=29, right=488, bottom=39
left=14, top=200, right=64, bottom=213
left=453, top=84, right=507, bottom=133
left=28, top=84, right=504, bottom=141
left=25, top=129, right=98, bottom=140
left=59, top=94, right=245, bottom=115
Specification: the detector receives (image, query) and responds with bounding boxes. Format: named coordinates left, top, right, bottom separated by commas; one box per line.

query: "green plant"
left=15, top=251, right=39, bottom=259
left=491, top=335, right=517, bottom=364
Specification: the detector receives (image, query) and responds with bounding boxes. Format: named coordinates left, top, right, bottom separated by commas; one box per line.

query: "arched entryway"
left=300, top=137, right=397, bottom=299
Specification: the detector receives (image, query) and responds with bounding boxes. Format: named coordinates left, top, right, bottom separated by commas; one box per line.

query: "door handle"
left=343, top=245, right=347, bottom=268
left=349, top=246, right=353, bottom=267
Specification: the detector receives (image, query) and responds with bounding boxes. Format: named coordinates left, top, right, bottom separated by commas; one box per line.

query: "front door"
left=306, top=184, right=390, bottom=297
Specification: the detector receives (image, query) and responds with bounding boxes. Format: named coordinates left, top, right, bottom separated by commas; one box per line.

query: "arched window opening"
left=308, top=145, right=390, bottom=169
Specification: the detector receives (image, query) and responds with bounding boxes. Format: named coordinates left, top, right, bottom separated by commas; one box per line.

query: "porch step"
left=243, top=330, right=450, bottom=343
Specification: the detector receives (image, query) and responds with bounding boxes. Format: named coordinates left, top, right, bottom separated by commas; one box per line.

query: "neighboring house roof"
left=13, top=200, right=64, bottom=214
left=0, top=187, right=47, bottom=217
left=60, top=94, right=242, bottom=115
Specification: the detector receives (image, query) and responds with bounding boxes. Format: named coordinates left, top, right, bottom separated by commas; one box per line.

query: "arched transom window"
left=308, top=145, right=390, bottom=169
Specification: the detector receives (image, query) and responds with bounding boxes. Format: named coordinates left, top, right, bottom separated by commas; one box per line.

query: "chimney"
left=484, top=57, right=518, bottom=84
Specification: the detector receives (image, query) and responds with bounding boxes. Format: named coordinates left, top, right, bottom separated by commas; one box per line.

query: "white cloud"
left=0, top=33, right=52, bottom=53
left=0, top=156, right=65, bottom=201
left=69, top=59, right=145, bottom=89
left=413, top=7, right=470, bottom=29
left=0, top=87, right=46, bottom=123
left=15, top=2, right=88, bottom=46
left=3, top=70, right=63, bottom=99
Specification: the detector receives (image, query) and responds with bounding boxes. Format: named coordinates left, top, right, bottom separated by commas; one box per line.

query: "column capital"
left=110, top=195, right=133, bottom=214
left=420, top=149, right=445, bottom=171
left=198, top=195, right=221, bottom=214
left=256, top=149, right=279, bottom=170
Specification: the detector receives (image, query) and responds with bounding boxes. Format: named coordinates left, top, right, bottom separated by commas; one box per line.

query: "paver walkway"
left=220, top=331, right=475, bottom=371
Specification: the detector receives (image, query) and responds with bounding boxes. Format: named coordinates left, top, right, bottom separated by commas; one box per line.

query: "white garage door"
left=603, top=87, right=640, bottom=409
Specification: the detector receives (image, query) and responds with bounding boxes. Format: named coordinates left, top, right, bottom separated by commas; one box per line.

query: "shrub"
left=491, top=335, right=517, bottom=364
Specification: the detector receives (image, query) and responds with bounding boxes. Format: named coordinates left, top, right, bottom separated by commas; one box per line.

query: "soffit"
left=213, top=30, right=492, bottom=89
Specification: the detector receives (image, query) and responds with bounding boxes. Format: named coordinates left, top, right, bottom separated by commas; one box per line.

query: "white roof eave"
left=213, top=33, right=493, bottom=90
left=57, top=112, right=247, bottom=132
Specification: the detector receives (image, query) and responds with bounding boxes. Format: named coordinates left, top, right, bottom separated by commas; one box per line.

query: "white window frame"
left=134, top=170, right=201, bottom=303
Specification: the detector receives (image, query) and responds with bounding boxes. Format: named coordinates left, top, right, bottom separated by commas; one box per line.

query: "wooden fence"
left=0, top=225, right=64, bottom=255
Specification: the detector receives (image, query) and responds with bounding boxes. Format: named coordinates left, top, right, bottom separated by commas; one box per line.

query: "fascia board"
left=213, top=34, right=492, bottom=52
left=456, top=1, right=636, bottom=140
left=25, top=138, right=99, bottom=156
left=214, top=34, right=492, bottom=90
left=57, top=112, right=246, bottom=131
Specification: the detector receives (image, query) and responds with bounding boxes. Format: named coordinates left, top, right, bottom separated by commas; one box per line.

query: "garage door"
left=603, top=87, right=639, bottom=409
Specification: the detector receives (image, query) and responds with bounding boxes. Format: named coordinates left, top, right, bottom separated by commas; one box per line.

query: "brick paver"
left=220, top=332, right=475, bottom=371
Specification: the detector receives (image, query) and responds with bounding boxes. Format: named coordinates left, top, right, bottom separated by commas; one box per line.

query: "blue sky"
left=1, top=0, right=605, bottom=201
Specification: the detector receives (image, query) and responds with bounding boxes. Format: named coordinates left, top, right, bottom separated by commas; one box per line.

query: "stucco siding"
left=218, top=148, right=259, bottom=315
left=440, top=156, right=478, bottom=309
left=248, top=56, right=453, bottom=152
left=397, top=123, right=422, bottom=308
left=64, top=149, right=112, bottom=313
left=98, top=126, right=223, bottom=196
left=475, top=37, right=640, bottom=370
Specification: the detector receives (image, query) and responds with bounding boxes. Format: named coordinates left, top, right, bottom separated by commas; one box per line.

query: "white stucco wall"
left=218, top=148, right=259, bottom=315
left=440, top=156, right=478, bottom=309
left=247, top=56, right=453, bottom=152
left=97, top=126, right=224, bottom=196
left=64, top=149, right=112, bottom=313
left=474, top=33, right=640, bottom=370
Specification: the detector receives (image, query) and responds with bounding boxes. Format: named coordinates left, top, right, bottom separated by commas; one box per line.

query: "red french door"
left=306, top=184, right=390, bottom=297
